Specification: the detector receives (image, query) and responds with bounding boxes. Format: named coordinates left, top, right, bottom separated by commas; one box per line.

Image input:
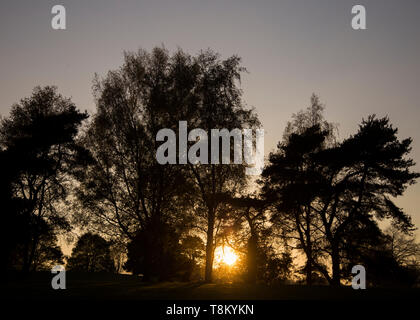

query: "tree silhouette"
left=261, top=95, right=334, bottom=285
left=1, top=50, right=418, bottom=292
left=344, top=225, right=420, bottom=286
left=67, top=233, right=115, bottom=272
left=262, top=96, right=419, bottom=286
left=385, top=226, right=420, bottom=268
left=76, top=48, right=197, bottom=278
left=181, top=235, right=205, bottom=264
left=124, top=218, right=187, bottom=280
left=0, top=86, right=88, bottom=272
left=315, top=115, right=419, bottom=285
left=179, top=51, right=260, bottom=282
left=220, top=196, right=267, bottom=284
left=77, top=47, right=259, bottom=282
left=31, top=230, right=64, bottom=271
left=345, top=231, right=419, bottom=287
left=262, top=125, right=330, bottom=285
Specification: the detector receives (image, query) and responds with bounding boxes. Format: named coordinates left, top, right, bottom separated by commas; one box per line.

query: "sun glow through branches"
left=214, top=246, right=238, bottom=266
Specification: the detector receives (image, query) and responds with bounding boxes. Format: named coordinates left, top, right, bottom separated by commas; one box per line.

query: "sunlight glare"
left=215, top=246, right=238, bottom=266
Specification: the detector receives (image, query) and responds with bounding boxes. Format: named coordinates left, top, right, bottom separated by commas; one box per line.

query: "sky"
left=1, top=0, right=419, bottom=238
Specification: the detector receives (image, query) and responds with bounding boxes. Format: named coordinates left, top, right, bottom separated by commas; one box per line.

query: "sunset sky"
left=1, top=0, right=419, bottom=234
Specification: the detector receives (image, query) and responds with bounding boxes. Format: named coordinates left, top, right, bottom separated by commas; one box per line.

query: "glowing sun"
left=215, top=246, right=238, bottom=266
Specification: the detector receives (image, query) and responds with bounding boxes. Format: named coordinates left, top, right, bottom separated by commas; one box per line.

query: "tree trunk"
left=305, top=205, right=313, bottom=286
left=247, top=234, right=257, bottom=284
left=306, top=258, right=313, bottom=286
left=305, top=238, right=313, bottom=286
left=28, top=232, right=40, bottom=272
left=205, top=211, right=215, bottom=282
left=331, top=242, right=341, bottom=287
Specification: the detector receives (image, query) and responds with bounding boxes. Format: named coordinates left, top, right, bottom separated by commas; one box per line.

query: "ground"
left=5, top=272, right=420, bottom=300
